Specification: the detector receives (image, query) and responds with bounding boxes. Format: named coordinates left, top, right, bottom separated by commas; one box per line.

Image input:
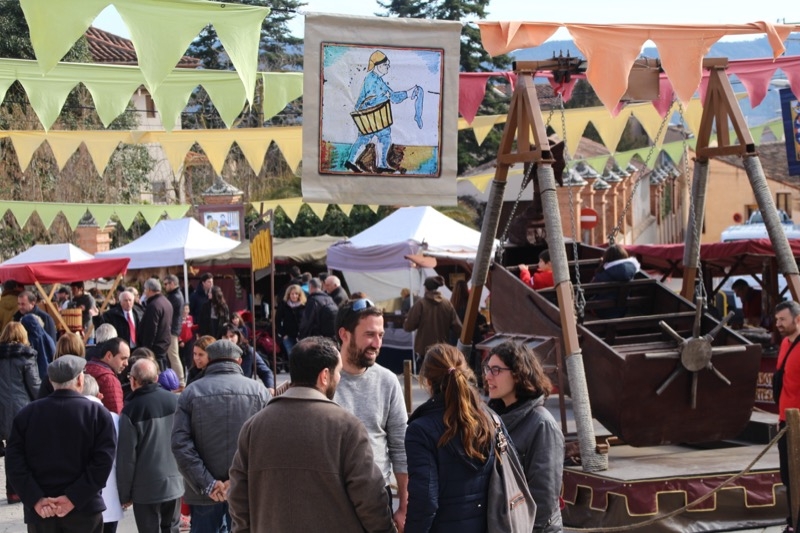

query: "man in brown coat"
left=228, top=336, right=395, bottom=533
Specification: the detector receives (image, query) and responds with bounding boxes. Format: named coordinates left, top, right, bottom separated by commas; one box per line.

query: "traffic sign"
left=580, top=208, right=599, bottom=230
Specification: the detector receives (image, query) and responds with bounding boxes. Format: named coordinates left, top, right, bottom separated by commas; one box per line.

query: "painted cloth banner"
left=781, top=88, right=800, bottom=177
left=302, top=13, right=461, bottom=205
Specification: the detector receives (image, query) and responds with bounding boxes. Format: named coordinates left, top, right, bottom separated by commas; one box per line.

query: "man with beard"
left=773, top=300, right=800, bottom=533
left=333, top=298, right=408, bottom=532
left=228, top=337, right=395, bottom=533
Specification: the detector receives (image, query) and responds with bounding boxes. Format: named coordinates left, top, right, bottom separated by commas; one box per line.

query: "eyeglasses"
left=351, top=298, right=374, bottom=312
left=482, top=365, right=512, bottom=376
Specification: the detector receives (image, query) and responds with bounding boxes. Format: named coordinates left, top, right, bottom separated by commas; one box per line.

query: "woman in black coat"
left=0, top=321, right=40, bottom=503
left=405, top=343, right=495, bottom=532
left=275, top=284, right=306, bottom=357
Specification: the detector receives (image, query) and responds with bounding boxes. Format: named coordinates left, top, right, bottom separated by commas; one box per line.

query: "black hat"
left=48, top=355, right=86, bottom=384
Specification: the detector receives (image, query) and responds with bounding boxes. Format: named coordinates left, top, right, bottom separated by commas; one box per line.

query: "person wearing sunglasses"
left=484, top=341, right=564, bottom=533
left=334, top=298, right=409, bottom=531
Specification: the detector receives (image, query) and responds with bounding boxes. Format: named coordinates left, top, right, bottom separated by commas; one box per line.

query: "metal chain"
left=558, top=97, right=586, bottom=321
left=608, top=99, right=675, bottom=245
left=496, top=105, right=558, bottom=262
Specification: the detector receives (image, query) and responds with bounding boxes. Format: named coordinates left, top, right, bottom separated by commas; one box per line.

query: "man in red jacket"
left=774, top=300, right=800, bottom=533
left=85, top=338, right=130, bottom=414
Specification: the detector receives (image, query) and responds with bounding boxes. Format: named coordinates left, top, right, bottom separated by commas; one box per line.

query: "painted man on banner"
left=345, top=50, right=422, bottom=174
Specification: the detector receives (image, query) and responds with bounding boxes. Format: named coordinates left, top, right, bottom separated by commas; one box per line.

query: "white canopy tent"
left=1, top=243, right=93, bottom=265
left=327, top=206, right=495, bottom=304
left=96, top=218, right=239, bottom=298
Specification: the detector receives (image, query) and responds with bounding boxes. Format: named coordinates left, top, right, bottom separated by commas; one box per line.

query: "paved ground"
left=0, top=370, right=792, bottom=532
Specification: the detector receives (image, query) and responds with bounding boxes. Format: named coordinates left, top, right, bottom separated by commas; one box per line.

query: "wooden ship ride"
left=458, top=53, right=799, bottom=530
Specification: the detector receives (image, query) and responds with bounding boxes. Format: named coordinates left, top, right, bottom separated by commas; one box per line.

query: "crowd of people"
left=0, top=267, right=572, bottom=533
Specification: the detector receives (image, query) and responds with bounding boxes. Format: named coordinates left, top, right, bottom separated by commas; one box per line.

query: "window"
left=145, top=94, right=156, bottom=119
left=777, top=193, right=792, bottom=218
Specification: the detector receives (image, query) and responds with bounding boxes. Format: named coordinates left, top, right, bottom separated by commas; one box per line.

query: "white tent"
left=327, top=206, right=494, bottom=303
left=1, top=243, right=93, bottom=265
left=96, top=218, right=239, bottom=297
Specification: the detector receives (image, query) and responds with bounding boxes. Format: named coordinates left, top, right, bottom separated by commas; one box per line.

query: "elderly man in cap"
left=172, top=339, right=270, bottom=533
left=5, top=355, right=116, bottom=533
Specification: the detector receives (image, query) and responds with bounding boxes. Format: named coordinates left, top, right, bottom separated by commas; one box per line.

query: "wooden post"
left=404, top=360, right=413, bottom=414
left=787, top=408, right=800, bottom=531
left=34, top=281, right=70, bottom=334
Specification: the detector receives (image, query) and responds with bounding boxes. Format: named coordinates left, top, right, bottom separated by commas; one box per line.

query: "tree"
left=184, top=0, right=303, bottom=130
left=377, top=0, right=513, bottom=174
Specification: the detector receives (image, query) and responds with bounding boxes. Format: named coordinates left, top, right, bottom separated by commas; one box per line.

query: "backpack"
left=487, top=412, right=537, bottom=533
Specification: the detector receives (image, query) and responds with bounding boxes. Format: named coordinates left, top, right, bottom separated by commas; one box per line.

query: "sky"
left=93, top=0, right=798, bottom=42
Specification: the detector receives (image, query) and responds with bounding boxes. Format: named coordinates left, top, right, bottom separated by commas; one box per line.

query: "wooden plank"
left=696, top=145, right=748, bottom=158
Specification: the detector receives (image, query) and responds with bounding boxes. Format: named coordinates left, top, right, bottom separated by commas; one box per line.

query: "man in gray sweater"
left=334, top=298, right=409, bottom=531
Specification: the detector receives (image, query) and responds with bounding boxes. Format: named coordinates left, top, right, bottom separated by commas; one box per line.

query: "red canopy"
left=0, top=258, right=130, bottom=284
left=626, top=239, right=800, bottom=278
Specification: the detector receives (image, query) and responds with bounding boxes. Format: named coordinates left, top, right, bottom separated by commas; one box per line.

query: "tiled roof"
left=718, top=141, right=798, bottom=186
left=86, top=26, right=200, bottom=68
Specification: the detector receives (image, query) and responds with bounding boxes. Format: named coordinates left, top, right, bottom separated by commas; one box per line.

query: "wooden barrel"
left=350, top=100, right=393, bottom=135
left=61, top=308, right=83, bottom=332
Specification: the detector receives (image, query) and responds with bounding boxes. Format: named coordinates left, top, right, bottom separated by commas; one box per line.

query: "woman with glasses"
left=484, top=341, right=564, bottom=533
left=405, top=343, right=494, bottom=532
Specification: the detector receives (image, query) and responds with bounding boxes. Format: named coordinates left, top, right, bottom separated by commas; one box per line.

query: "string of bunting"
left=0, top=201, right=190, bottom=232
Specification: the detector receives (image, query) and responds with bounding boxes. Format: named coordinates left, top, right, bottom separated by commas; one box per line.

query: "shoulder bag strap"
left=778, top=336, right=800, bottom=372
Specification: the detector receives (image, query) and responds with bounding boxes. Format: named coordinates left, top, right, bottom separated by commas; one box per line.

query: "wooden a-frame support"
left=462, top=61, right=608, bottom=471
left=680, top=58, right=800, bottom=303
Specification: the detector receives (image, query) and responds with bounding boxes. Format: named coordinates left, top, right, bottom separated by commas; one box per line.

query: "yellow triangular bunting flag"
left=306, top=203, right=329, bottom=221
left=46, top=133, right=85, bottom=171
left=471, top=115, right=501, bottom=146
left=278, top=199, right=304, bottom=223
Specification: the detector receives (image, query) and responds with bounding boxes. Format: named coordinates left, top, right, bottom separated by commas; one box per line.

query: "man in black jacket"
left=14, top=290, right=57, bottom=342
left=6, top=355, right=116, bottom=532
left=324, top=275, right=349, bottom=307
left=299, top=278, right=338, bottom=340
left=117, top=358, right=183, bottom=532
left=189, top=273, right=213, bottom=320
left=138, top=279, right=173, bottom=371
left=92, top=290, right=142, bottom=348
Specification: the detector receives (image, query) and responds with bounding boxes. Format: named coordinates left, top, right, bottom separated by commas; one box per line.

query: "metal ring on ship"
left=350, top=100, right=393, bottom=135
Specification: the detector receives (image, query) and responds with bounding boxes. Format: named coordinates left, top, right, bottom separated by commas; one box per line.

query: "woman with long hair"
left=38, top=331, right=86, bottom=399
left=276, top=284, right=306, bottom=357
left=484, top=341, right=564, bottom=533
left=405, top=343, right=495, bottom=532
left=0, top=322, right=40, bottom=503
left=197, top=286, right=230, bottom=338
left=186, top=335, right=216, bottom=385
left=220, top=323, right=274, bottom=390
